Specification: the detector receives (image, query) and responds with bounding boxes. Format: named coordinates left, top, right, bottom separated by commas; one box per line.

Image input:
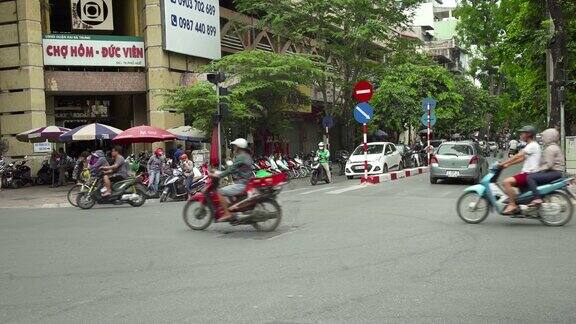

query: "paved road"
left=1, top=169, right=576, bottom=323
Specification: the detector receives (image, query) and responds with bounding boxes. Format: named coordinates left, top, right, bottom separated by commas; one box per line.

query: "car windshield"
left=352, top=144, right=384, bottom=155
left=437, top=144, right=473, bottom=156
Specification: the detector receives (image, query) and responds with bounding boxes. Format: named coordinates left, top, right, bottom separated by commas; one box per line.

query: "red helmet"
left=154, top=148, right=164, bottom=156
left=179, top=154, right=188, bottom=161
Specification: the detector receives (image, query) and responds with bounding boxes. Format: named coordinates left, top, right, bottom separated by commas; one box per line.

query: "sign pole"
left=325, top=126, right=330, bottom=149
left=427, top=103, right=431, bottom=164
left=216, top=86, right=222, bottom=170
left=363, top=123, right=368, bottom=180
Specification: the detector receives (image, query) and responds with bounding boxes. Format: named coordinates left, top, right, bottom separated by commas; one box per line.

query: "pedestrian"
left=147, top=148, right=165, bottom=193
left=173, top=144, right=184, bottom=166
left=58, top=147, right=67, bottom=186
left=49, top=149, right=60, bottom=187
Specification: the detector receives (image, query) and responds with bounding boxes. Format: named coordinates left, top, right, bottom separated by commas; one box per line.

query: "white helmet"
left=318, top=142, right=325, bottom=148
left=230, top=138, right=248, bottom=149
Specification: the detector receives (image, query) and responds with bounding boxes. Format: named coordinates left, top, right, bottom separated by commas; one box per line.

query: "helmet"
left=541, top=128, right=559, bottom=145
left=230, top=138, right=248, bottom=149
left=519, top=125, right=537, bottom=137
left=154, top=148, right=164, bottom=156
left=179, top=154, right=188, bottom=161
left=318, top=142, right=325, bottom=148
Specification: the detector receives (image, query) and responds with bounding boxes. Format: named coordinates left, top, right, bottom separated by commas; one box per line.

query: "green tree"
left=162, top=50, right=327, bottom=136
left=234, top=0, right=424, bottom=146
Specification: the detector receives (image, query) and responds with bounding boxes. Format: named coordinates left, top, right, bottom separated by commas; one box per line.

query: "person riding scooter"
left=214, top=138, right=253, bottom=222
left=316, top=142, right=331, bottom=183
left=100, top=146, right=129, bottom=197
left=498, top=125, right=541, bottom=215
left=180, top=154, right=202, bottom=192
left=527, top=128, right=565, bottom=206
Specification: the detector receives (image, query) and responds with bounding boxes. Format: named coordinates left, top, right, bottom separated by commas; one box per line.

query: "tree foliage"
left=162, top=50, right=327, bottom=135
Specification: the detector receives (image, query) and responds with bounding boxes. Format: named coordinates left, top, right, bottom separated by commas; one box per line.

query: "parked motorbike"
left=35, top=160, right=52, bottom=185
left=160, top=167, right=189, bottom=202
left=4, top=159, right=33, bottom=189
left=310, top=157, right=330, bottom=185
left=335, top=150, right=350, bottom=176
left=76, top=176, right=147, bottom=209
left=182, top=173, right=286, bottom=232
left=400, top=147, right=420, bottom=169
left=456, top=164, right=574, bottom=226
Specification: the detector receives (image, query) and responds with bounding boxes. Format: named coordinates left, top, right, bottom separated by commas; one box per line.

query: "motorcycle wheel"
left=252, top=199, right=282, bottom=232
left=539, top=191, right=573, bottom=226
left=76, top=192, right=96, bottom=210
left=339, top=163, right=345, bottom=176
left=399, top=161, right=405, bottom=171
left=310, top=172, right=318, bottom=185
left=159, top=188, right=169, bottom=203
left=456, top=192, right=489, bottom=224
left=67, top=184, right=83, bottom=207
left=128, top=188, right=146, bottom=207
left=182, top=200, right=213, bottom=230
left=35, top=177, right=45, bottom=186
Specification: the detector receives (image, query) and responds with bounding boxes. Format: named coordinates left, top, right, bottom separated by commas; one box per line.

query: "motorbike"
left=401, top=147, right=420, bottom=169
left=310, top=157, right=330, bottom=185
left=456, top=164, right=574, bottom=226
left=182, top=173, right=286, bottom=232
left=4, top=159, right=33, bottom=189
left=35, top=160, right=52, bottom=185
left=335, top=150, right=350, bottom=176
left=160, top=167, right=207, bottom=202
left=76, top=176, right=147, bottom=209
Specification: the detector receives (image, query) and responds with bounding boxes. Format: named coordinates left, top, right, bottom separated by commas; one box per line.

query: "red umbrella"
left=112, top=125, right=176, bottom=144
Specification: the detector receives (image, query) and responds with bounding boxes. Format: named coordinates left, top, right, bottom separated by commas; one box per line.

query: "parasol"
left=112, top=125, right=176, bottom=144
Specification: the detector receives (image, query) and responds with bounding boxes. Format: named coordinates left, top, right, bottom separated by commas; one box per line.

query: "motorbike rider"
left=527, top=128, right=565, bottom=206
left=147, top=148, right=165, bottom=193
left=100, top=146, right=129, bottom=197
left=214, top=138, right=253, bottom=222
left=498, top=125, right=541, bottom=215
left=89, top=150, right=109, bottom=178
left=180, top=154, right=202, bottom=191
left=316, top=142, right=331, bottom=183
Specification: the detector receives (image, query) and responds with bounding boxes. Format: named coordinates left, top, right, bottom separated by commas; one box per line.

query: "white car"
left=345, top=142, right=402, bottom=179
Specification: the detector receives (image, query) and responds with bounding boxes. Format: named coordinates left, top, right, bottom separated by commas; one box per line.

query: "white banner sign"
left=34, top=142, right=52, bottom=153
left=161, top=0, right=221, bottom=60
left=43, top=34, right=145, bottom=67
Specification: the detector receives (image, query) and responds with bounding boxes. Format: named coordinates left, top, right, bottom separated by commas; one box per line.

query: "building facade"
left=0, top=0, right=322, bottom=163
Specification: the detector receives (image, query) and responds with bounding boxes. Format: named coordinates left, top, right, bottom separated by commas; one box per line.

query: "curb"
left=360, top=166, right=429, bottom=184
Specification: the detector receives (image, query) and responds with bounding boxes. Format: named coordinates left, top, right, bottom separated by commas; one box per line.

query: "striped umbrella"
left=59, top=123, right=123, bottom=142
left=16, top=126, right=71, bottom=143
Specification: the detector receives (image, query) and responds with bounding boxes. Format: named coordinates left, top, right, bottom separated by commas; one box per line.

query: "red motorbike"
left=182, top=173, right=287, bottom=232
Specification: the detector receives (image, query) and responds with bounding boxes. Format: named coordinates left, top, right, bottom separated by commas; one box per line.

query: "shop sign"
left=71, top=0, right=114, bottom=31
left=34, top=142, right=52, bottom=153
left=161, top=0, right=221, bottom=60
left=43, top=34, right=145, bottom=67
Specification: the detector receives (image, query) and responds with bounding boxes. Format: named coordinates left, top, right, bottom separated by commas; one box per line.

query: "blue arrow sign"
left=421, top=97, right=437, bottom=113
left=353, top=102, right=374, bottom=124
left=322, top=115, right=334, bottom=129
left=421, top=112, right=437, bottom=127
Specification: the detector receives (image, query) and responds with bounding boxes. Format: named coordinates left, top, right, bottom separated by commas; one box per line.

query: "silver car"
left=429, top=141, right=488, bottom=184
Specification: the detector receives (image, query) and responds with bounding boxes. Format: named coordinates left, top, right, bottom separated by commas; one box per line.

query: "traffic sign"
left=421, top=112, right=437, bottom=127
left=353, top=81, right=374, bottom=102
left=322, top=115, right=334, bottom=129
left=421, top=97, right=437, bottom=112
left=354, top=102, right=374, bottom=124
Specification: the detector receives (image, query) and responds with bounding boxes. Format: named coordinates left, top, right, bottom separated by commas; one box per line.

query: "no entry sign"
left=353, top=81, right=373, bottom=102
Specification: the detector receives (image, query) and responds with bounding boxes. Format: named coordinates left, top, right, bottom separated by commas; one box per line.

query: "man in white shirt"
left=499, top=125, right=541, bottom=214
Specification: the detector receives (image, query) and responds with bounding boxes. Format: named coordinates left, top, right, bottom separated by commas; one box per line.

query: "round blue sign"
left=353, top=103, right=374, bottom=124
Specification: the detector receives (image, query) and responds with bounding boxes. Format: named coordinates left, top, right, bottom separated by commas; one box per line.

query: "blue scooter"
left=456, top=164, right=574, bottom=226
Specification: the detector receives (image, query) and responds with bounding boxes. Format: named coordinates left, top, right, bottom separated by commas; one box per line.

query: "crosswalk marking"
left=299, top=186, right=336, bottom=195
left=326, top=185, right=366, bottom=194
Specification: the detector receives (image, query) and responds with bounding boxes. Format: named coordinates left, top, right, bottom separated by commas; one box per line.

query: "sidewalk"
left=0, top=184, right=74, bottom=209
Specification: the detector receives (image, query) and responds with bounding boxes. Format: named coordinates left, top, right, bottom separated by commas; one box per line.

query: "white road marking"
left=355, top=106, right=371, bottom=120
left=299, top=186, right=336, bottom=195
left=326, top=185, right=366, bottom=194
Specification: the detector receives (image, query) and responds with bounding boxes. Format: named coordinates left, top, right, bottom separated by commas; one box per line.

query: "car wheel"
left=430, top=177, right=438, bottom=184
left=346, top=176, right=353, bottom=180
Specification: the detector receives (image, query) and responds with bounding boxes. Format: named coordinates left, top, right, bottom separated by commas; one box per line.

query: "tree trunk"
left=546, top=0, right=567, bottom=129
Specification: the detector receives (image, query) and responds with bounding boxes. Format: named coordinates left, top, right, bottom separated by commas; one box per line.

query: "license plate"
left=446, top=170, right=460, bottom=178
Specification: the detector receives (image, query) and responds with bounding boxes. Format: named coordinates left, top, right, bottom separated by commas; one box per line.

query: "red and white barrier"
left=360, top=166, right=428, bottom=184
